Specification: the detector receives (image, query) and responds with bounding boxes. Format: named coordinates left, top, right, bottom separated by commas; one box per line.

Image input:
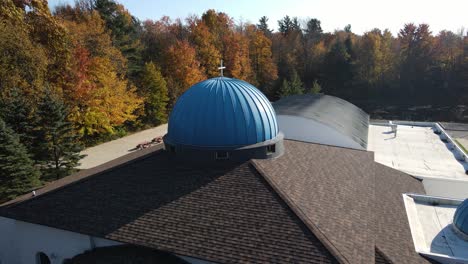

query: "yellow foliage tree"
left=189, top=21, right=221, bottom=78
left=58, top=9, right=142, bottom=137
left=224, top=32, right=253, bottom=81
left=165, top=40, right=206, bottom=101
left=245, top=25, right=278, bottom=92
left=69, top=57, right=142, bottom=136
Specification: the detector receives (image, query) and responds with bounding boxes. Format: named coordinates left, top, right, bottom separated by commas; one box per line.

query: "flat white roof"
left=368, top=124, right=468, bottom=180
left=403, top=194, right=468, bottom=264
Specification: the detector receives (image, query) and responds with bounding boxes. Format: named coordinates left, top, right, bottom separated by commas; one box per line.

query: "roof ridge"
left=250, top=159, right=349, bottom=264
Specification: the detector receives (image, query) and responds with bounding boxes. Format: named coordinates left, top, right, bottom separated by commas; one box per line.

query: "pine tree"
left=278, top=79, right=291, bottom=98
left=0, top=118, right=40, bottom=203
left=289, top=70, right=304, bottom=95
left=257, top=16, right=272, bottom=37
left=35, top=88, right=84, bottom=180
left=141, top=62, right=169, bottom=125
left=309, top=80, right=322, bottom=94
left=0, top=88, right=36, bottom=151
left=277, top=70, right=305, bottom=98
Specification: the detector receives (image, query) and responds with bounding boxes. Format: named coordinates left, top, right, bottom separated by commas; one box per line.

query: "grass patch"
left=454, top=139, right=468, bottom=154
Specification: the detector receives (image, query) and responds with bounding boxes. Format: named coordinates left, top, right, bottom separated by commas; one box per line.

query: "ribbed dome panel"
left=454, top=199, right=468, bottom=236
left=167, top=77, right=278, bottom=148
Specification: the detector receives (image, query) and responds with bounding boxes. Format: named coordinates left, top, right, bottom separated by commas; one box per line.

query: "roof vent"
left=453, top=199, right=468, bottom=240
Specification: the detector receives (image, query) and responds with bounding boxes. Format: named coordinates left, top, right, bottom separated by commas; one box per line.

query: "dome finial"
left=218, top=59, right=226, bottom=77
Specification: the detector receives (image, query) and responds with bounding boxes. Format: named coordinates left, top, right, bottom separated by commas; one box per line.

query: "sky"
left=48, top=0, right=467, bottom=35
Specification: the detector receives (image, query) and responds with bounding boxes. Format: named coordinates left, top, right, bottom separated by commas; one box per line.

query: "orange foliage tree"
left=58, top=10, right=142, bottom=137
left=165, top=40, right=206, bottom=102
left=245, top=25, right=278, bottom=92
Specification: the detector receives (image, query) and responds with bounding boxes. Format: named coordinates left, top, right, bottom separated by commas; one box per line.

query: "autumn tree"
left=246, top=25, right=278, bottom=95
left=274, top=16, right=304, bottom=83
left=432, top=30, right=465, bottom=102
left=189, top=16, right=222, bottom=77
left=93, top=0, right=144, bottom=81
left=165, top=40, right=206, bottom=103
left=57, top=8, right=142, bottom=137
left=223, top=31, right=253, bottom=81
left=398, top=23, right=435, bottom=102
left=25, top=0, right=71, bottom=89
left=58, top=9, right=127, bottom=76
left=0, top=0, right=47, bottom=96
left=0, top=118, right=40, bottom=203
left=68, top=56, right=143, bottom=136
left=354, top=29, right=396, bottom=99
left=303, top=18, right=325, bottom=86
left=141, top=62, right=169, bottom=125
left=35, top=89, right=84, bottom=180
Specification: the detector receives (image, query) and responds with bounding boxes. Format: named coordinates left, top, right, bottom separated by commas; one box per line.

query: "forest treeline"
left=0, top=0, right=467, bottom=201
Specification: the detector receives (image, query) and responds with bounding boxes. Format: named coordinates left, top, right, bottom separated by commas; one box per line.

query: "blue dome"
left=166, top=77, right=278, bottom=148
left=454, top=199, right=468, bottom=236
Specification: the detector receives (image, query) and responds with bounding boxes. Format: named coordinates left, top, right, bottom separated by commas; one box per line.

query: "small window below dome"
left=167, top=145, right=175, bottom=153
left=267, top=144, right=276, bottom=155
left=36, top=252, right=50, bottom=264
left=215, top=151, right=229, bottom=160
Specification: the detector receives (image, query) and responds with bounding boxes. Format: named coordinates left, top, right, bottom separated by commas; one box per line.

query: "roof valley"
left=250, top=159, right=349, bottom=264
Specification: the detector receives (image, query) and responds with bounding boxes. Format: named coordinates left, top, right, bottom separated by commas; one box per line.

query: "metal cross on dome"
left=218, top=59, right=226, bottom=77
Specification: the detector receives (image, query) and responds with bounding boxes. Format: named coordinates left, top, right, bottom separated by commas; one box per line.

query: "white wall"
left=0, top=217, right=121, bottom=264
left=277, top=115, right=364, bottom=150
left=422, top=178, right=468, bottom=199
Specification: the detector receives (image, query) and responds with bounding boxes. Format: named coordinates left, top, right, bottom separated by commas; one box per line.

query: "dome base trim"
left=163, top=133, right=284, bottom=163
left=452, top=222, right=468, bottom=241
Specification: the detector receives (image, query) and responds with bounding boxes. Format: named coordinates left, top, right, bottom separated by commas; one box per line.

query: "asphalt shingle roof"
left=0, top=140, right=435, bottom=263
left=253, top=140, right=375, bottom=263
left=1, top=146, right=337, bottom=264
left=374, top=163, right=434, bottom=264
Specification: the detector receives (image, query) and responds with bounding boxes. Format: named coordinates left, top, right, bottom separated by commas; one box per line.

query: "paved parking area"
left=78, top=124, right=168, bottom=169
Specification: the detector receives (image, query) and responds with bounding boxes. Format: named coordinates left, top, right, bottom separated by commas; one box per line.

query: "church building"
left=0, top=77, right=467, bottom=264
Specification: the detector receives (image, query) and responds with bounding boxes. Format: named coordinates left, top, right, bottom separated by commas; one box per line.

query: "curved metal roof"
left=454, top=199, right=468, bottom=236
left=166, top=77, right=278, bottom=148
left=273, top=94, right=369, bottom=149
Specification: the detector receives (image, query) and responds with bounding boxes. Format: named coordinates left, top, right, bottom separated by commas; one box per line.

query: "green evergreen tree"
left=257, top=16, right=272, bottom=37
left=35, top=88, right=84, bottom=180
left=277, top=70, right=305, bottom=98
left=141, top=62, right=169, bottom=125
left=0, top=118, right=40, bottom=203
left=278, top=79, right=291, bottom=98
left=0, top=88, right=36, bottom=153
left=309, top=80, right=322, bottom=94
left=289, top=70, right=305, bottom=95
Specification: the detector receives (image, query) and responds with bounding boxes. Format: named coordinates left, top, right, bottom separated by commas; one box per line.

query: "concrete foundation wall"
left=277, top=115, right=364, bottom=150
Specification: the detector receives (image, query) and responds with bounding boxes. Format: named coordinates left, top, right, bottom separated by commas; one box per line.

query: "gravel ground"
left=78, top=124, right=168, bottom=169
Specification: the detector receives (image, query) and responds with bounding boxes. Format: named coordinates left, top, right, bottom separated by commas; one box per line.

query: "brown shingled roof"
left=374, top=163, right=434, bottom=264
left=1, top=146, right=337, bottom=264
left=253, top=140, right=376, bottom=263
left=0, top=140, right=434, bottom=264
